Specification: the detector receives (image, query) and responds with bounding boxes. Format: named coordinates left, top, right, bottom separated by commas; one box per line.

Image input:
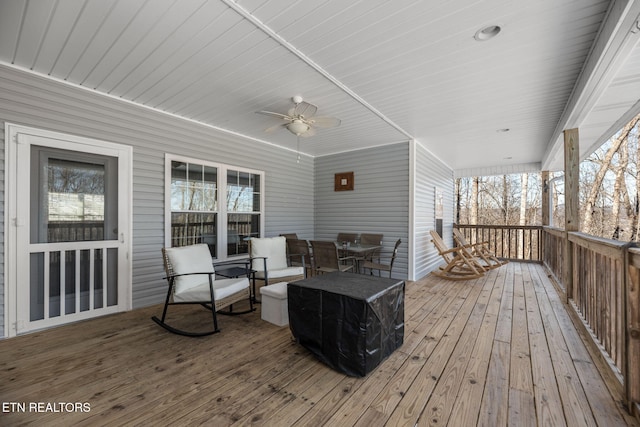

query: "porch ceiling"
left=1, top=0, right=639, bottom=175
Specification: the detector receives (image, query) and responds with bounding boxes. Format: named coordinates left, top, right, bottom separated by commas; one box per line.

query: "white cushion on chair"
left=250, top=236, right=288, bottom=271
left=173, top=277, right=249, bottom=303
left=165, top=244, right=215, bottom=296
left=254, top=266, right=304, bottom=279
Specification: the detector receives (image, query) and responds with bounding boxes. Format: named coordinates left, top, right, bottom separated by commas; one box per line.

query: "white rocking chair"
left=152, top=244, right=253, bottom=337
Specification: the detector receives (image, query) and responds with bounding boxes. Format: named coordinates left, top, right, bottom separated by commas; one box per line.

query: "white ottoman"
left=259, top=282, right=289, bottom=326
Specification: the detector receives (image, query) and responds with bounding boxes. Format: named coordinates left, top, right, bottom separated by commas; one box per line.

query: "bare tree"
left=455, top=178, right=462, bottom=224
left=471, top=177, right=479, bottom=225
left=636, top=130, right=640, bottom=241
left=611, top=139, right=627, bottom=239
left=582, top=115, right=640, bottom=235
left=519, top=173, right=529, bottom=226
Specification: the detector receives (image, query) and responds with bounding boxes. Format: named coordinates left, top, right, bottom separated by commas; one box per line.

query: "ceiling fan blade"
left=256, top=110, right=290, bottom=120
left=264, top=123, right=287, bottom=133
left=300, top=127, right=317, bottom=138
left=294, top=101, right=318, bottom=118
left=310, top=116, right=341, bottom=128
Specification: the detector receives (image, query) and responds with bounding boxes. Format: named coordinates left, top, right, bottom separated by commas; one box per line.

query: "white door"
left=5, top=124, right=132, bottom=337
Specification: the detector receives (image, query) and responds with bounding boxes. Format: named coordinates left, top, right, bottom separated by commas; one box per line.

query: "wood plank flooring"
left=0, top=263, right=637, bottom=426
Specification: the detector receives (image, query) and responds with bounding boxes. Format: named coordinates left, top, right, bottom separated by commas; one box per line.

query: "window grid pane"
left=171, top=212, right=217, bottom=257
left=227, top=170, right=261, bottom=213
left=168, top=157, right=262, bottom=258
left=227, top=213, right=260, bottom=256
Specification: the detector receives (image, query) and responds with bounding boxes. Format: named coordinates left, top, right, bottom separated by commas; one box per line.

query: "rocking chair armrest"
left=452, top=240, right=478, bottom=250
left=461, top=241, right=486, bottom=249
left=456, top=238, right=490, bottom=248
left=248, top=256, right=268, bottom=269
left=438, top=246, right=462, bottom=256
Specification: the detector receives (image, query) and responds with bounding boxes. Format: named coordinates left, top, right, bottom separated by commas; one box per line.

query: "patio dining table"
left=301, top=240, right=383, bottom=273
left=334, top=242, right=382, bottom=273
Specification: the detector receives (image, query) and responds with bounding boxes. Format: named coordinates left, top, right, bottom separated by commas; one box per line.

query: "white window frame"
left=164, top=154, right=265, bottom=260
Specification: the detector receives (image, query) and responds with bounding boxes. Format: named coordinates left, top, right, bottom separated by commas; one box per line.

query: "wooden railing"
left=626, top=248, right=640, bottom=416
left=541, top=229, right=640, bottom=417
left=569, top=233, right=629, bottom=375
left=458, top=225, right=640, bottom=415
left=454, top=224, right=543, bottom=262
left=543, top=226, right=565, bottom=290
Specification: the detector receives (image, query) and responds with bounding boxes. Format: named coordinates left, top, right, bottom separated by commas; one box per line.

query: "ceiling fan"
left=257, top=95, right=341, bottom=137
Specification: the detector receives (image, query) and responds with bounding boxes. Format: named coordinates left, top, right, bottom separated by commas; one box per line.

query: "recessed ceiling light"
left=475, top=25, right=501, bottom=41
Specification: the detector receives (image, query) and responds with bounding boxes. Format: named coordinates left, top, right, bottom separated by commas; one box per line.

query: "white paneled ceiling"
left=1, top=0, right=640, bottom=174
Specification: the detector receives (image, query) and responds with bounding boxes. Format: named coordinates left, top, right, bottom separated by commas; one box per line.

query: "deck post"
left=563, top=129, right=579, bottom=303
left=542, top=171, right=549, bottom=264
left=541, top=171, right=550, bottom=227
left=628, top=250, right=640, bottom=416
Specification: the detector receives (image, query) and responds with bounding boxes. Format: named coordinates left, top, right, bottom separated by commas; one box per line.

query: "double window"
left=165, top=155, right=263, bottom=259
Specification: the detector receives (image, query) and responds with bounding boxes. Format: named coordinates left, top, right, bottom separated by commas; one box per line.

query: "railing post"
left=627, top=248, right=640, bottom=416
left=542, top=171, right=550, bottom=226
left=542, top=171, right=549, bottom=262
left=564, top=129, right=580, bottom=303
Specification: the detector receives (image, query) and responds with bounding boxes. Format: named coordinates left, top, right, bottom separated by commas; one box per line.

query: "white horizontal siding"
left=0, top=65, right=314, bottom=333
left=414, top=141, right=454, bottom=280
left=315, top=142, right=410, bottom=279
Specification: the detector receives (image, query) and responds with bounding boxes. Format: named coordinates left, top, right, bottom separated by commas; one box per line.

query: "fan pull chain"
left=297, top=136, right=301, bottom=163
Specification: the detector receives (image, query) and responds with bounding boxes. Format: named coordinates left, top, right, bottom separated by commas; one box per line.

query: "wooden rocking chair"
left=453, top=228, right=508, bottom=270
left=430, top=230, right=484, bottom=281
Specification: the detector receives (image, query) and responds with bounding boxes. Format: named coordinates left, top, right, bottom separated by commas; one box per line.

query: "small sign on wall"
left=334, top=172, right=354, bottom=191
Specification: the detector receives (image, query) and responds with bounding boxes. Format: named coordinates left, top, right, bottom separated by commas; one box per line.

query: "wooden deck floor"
left=1, top=263, right=637, bottom=426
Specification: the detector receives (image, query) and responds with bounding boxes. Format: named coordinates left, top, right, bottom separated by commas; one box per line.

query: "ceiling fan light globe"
left=287, top=120, right=309, bottom=135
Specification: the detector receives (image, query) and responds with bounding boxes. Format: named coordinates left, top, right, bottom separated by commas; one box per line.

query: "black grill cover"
left=288, top=272, right=404, bottom=377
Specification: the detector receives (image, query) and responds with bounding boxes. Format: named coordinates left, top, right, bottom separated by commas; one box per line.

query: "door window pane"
left=39, top=158, right=107, bottom=243
left=29, top=253, right=44, bottom=321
